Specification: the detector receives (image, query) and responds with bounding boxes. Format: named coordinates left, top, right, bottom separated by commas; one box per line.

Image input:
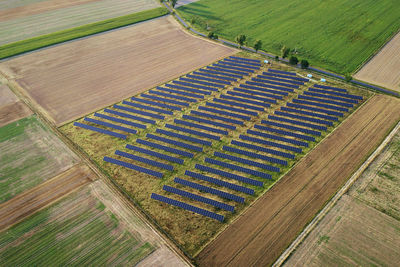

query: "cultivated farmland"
left=62, top=55, right=371, bottom=256
left=178, top=0, right=400, bottom=74
left=1, top=16, right=236, bottom=126
left=196, top=94, right=400, bottom=266
left=354, top=32, right=400, bottom=93
left=0, top=0, right=161, bottom=45
left=0, top=84, right=32, bottom=127
left=0, top=116, right=79, bottom=204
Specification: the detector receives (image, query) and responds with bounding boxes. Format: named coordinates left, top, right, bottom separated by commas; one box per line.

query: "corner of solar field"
left=1, top=0, right=400, bottom=266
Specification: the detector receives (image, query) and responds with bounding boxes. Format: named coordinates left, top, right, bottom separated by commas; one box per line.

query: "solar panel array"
left=247, top=129, right=308, bottom=147
left=156, top=128, right=212, bottom=146
left=122, top=100, right=173, bottom=115
left=214, top=152, right=280, bottom=172
left=262, top=71, right=309, bottom=82
left=165, top=84, right=211, bottom=95
left=199, top=68, right=242, bottom=79
left=252, top=78, right=299, bottom=89
left=126, top=144, right=184, bottom=164
left=137, top=139, right=194, bottom=158
left=213, top=98, right=266, bottom=111
left=84, top=117, right=137, bottom=134
left=74, top=122, right=127, bottom=139
left=256, top=75, right=304, bottom=85
left=223, top=145, right=287, bottom=165
left=198, top=106, right=251, bottom=121
left=205, top=157, right=272, bottom=179
left=147, top=133, right=203, bottom=152
left=182, top=115, right=236, bottom=130
left=239, top=134, right=301, bottom=154
left=115, top=150, right=173, bottom=171
left=104, top=156, right=163, bottom=178
left=173, top=80, right=218, bottom=92
left=156, top=87, right=204, bottom=99
left=274, top=111, right=333, bottom=126
left=191, top=110, right=244, bottom=125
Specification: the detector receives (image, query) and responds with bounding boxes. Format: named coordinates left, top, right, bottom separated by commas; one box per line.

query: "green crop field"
left=0, top=116, right=78, bottom=203
left=178, top=0, right=400, bottom=74
left=0, top=184, right=154, bottom=266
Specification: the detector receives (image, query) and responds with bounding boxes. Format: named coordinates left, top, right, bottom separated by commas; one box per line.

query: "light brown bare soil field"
left=0, top=84, right=32, bottom=127
left=354, top=32, right=400, bottom=93
left=285, top=195, right=400, bottom=266
left=196, top=95, right=400, bottom=266
left=1, top=16, right=236, bottom=126
left=0, top=164, right=93, bottom=231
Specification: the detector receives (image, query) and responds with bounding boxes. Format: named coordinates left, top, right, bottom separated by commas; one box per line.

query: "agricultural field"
left=1, top=16, right=236, bottom=126
left=177, top=0, right=400, bottom=74
left=0, top=115, right=79, bottom=204
left=0, top=84, right=32, bottom=127
left=285, top=126, right=400, bottom=266
left=197, top=94, right=400, bottom=266
left=61, top=54, right=374, bottom=257
left=354, top=32, right=400, bottom=93
left=0, top=0, right=161, bottom=45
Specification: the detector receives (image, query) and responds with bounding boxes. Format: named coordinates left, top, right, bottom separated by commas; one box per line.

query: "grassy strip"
left=0, top=7, right=169, bottom=60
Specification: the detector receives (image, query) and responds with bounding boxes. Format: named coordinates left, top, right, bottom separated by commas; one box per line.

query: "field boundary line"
left=273, top=120, right=400, bottom=267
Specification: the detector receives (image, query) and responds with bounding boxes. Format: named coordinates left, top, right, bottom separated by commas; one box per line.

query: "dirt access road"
left=196, top=94, right=400, bottom=266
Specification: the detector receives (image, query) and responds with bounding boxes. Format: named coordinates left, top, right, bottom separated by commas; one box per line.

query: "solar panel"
left=236, top=86, right=285, bottom=98
left=214, top=152, right=280, bottom=172
left=219, top=61, right=259, bottom=70
left=275, top=111, right=333, bottom=126
left=231, top=140, right=295, bottom=159
left=104, top=109, right=156, bottom=124
left=239, top=134, right=302, bottom=153
left=186, top=74, right=231, bottom=85
left=268, top=69, right=296, bottom=76
left=226, top=91, right=277, bottom=104
left=156, top=86, right=204, bottom=99
left=207, top=66, right=248, bottom=76
left=174, top=119, right=228, bottom=135
left=141, top=93, right=189, bottom=107
left=247, top=129, right=308, bottom=147
left=185, top=171, right=254, bottom=195
left=229, top=56, right=261, bottom=63
left=309, top=88, right=362, bottom=100
left=164, top=124, right=219, bottom=141
left=180, top=77, right=224, bottom=88
left=114, top=104, right=165, bottom=119
left=151, top=193, right=224, bottom=222
left=198, top=106, right=251, bottom=121
left=115, top=150, right=173, bottom=171
left=195, top=164, right=264, bottom=186
left=224, top=58, right=261, bottom=67
left=172, top=81, right=218, bottom=91
left=74, top=122, right=127, bottom=139
left=149, top=90, right=197, bottom=102
left=241, top=83, right=291, bottom=95
left=220, top=94, right=270, bottom=107
left=104, top=157, right=162, bottom=178
left=292, top=99, right=348, bottom=112
left=255, top=75, right=304, bottom=85
left=130, top=97, right=182, bottom=111
left=298, top=95, right=353, bottom=108
left=136, top=139, right=194, bottom=158
left=254, top=124, right=315, bottom=141
left=198, top=68, right=243, bottom=79
left=204, top=158, right=271, bottom=180
left=182, top=114, right=236, bottom=130
left=303, top=91, right=358, bottom=104
left=193, top=71, right=237, bottom=82
left=213, top=98, right=266, bottom=111
left=94, top=113, right=147, bottom=129
left=174, top=177, right=244, bottom=203
left=268, top=115, right=327, bottom=131
left=164, top=84, right=211, bottom=95
left=262, top=72, right=309, bottom=82
left=261, top=120, right=321, bottom=136
left=126, top=144, right=184, bottom=164
left=286, top=103, right=344, bottom=117
left=281, top=107, right=338, bottom=121
left=314, top=84, right=347, bottom=93
left=223, top=145, right=287, bottom=165
left=246, top=81, right=296, bottom=91
left=163, top=185, right=234, bottom=212
left=206, top=102, right=258, bottom=116
left=213, top=63, right=254, bottom=73
left=156, top=128, right=212, bottom=146
left=147, top=133, right=203, bottom=152
left=251, top=78, right=299, bottom=89
left=191, top=110, right=244, bottom=125
left=84, top=117, right=137, bottom=134
left=122, top=100, right=173, bottom=115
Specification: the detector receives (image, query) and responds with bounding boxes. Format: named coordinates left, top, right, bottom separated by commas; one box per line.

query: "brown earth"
left=2, top=16, right=236, bottom=126
left=354, top=32, right=400, bottom=93
left=196, top=94, right=400, bottom=266
left=0, top=164, right=94, bottom=231
left=0, top=84, right=32, bottom=126
left=0, top=0, right=100, bottom=22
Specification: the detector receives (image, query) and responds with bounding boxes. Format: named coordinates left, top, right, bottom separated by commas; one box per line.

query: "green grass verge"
left=0, top=7, right=169, bottom=60
left=177, top=0, right=400, bottom=74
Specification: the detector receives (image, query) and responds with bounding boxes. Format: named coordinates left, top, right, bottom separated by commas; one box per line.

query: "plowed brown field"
left=196, top=95, right=400, bottom=266
left=0, top=84, right=32, bottom=126
left=2, top=16, right=236, bottom=126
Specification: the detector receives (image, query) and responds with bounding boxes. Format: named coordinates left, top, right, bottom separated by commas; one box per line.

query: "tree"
left=235, top=34, right=246, bottom=48
left=275, top=55, right=279, bottom=61
left=300, top=59, right=309, bottom=69
left=281, top=45, right=290, bottom=58
left=345, top=74, right=352, bottom=82
left=289, top=56, right=299, bottom=65
left=170, top=0, right=177, bottom=8
left=253, top=40, right=262, bottom=52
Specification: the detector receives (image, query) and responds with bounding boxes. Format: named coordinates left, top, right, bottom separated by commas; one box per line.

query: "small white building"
left=320, top=78, right=326, bottom=82
left=307, top=74, right=312, bottom=78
